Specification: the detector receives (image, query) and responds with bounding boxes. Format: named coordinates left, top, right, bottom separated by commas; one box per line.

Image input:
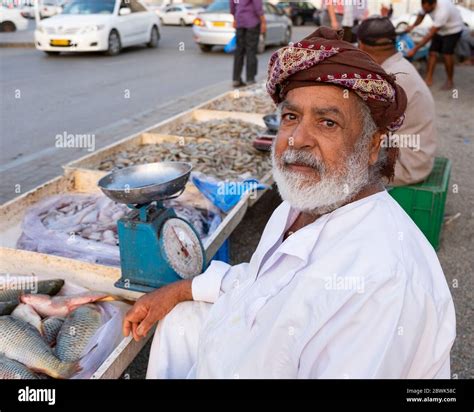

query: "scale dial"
left=160, top=217, right=205, bottom=279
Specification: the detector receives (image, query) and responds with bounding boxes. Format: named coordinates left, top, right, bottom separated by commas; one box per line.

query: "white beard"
left=272, top=139, right=371, bottom=215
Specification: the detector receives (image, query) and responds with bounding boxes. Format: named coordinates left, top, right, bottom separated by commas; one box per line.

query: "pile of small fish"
left=0, top=278, right=114, bottom=379
left=40, top=195, right=127, bottom=246
left=206, top=90, right=277, bottom=114
left=17, top=193, right=220, bottom=265
left=97, top=119, right=272, bottom=180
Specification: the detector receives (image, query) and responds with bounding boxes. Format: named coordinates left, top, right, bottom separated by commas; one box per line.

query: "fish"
left=0, top=279, right=64, bottom=302
left=96, top=118, right=271, bottom=181
left=12, top=304, right=43, bottom=334
left=0, top=316, right=80, bottom=379
left=20, top=291, right=110, bottom=318
left=206, top=89, right=276, bottom=114
left=0, top=355, right=39, bottom=379
left=55, top=304, right=103, bottom=362
left=21, top=195, right=127, bottom=248
left=42, top=317, right=64, bottom=347
left=0, top=300, right=18, bottom=316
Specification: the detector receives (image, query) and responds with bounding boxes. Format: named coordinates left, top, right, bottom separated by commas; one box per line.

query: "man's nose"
left=287, top=120, right=317, bottom=150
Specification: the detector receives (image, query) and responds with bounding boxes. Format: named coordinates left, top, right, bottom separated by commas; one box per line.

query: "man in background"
left=230, top=0, right=266, bottom=88
left=406, top=0, right=464, bottom=89
left=358, top=17, right=437, bottom=186
left=323, top=0, right=368, bottom=43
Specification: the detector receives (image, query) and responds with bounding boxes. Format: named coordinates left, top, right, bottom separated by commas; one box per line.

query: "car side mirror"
left=119, top=7, right=131, bottom=16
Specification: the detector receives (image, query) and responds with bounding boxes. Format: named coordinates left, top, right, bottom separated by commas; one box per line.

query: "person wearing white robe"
left=123, top=28, right=456, bottom=379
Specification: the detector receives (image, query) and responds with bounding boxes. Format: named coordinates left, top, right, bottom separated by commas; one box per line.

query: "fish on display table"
left=0, top=279, right=64, bottom=303
left=0, top=316, right=80, bottom=379
left=55, top=304, right=103, bottom=362
left=42, top=317, right=64, bottom=347
left=20, top=292, right=110, bottom=318
left=0, top=300, right=18, bottom=316
left=0, top=355, right=39, bottom=379
left=11, top=304, right=43, bottom=334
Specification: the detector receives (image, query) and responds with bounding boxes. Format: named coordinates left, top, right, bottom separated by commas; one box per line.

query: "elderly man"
left=123, top=28, right=455, bottom=379
left=358, top=17, right=437, bottom=186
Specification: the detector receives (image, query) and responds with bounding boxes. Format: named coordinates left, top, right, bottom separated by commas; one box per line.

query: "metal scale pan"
left=98, top=162, right=193, bottom=205
left=97, top=161, right=206, bottom=292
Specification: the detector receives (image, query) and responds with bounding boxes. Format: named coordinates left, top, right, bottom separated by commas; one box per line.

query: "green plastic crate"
left=389, top=157, right=451, bottom=250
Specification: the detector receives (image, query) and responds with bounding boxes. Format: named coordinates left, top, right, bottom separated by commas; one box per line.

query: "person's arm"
left=260, top=14, right=266, bottom=34
left=327, top=4, right=339, bottom=30
left=230, top=0, right=236, bottom=28
left=407, top=12, right=426, bottom=32
left=252, top=0, right=266, bottom=33
left=406, top=25, right=439, bottom=57
left=410, top=4, right=451, bottom=54
left=123, top=260, right=250, bottom=341
left=123, top=278, right=193, bottom=342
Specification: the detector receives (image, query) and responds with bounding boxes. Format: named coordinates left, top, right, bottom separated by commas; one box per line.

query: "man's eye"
left=322, top=119, right=337, bottom=128
left=282, top=113, right=296, bottom=121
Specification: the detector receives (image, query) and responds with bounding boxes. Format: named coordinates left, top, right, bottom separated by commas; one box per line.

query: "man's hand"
left=122, top=279, right=193, bottom=341
left=406, top=24, right=414, bottom=33
left=406, top=48, right=416, bottom=58
left=260, top=21, right=266, bottom=34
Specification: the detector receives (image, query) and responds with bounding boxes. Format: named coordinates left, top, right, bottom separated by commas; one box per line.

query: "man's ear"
left=368, top=131, right=384, bottom=166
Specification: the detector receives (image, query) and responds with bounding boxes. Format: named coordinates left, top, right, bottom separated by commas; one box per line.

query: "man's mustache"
left=278, top=149, right=325, bottom=174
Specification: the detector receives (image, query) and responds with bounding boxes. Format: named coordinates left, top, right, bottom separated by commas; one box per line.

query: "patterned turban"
left=266, top=27, right=407, bottom=133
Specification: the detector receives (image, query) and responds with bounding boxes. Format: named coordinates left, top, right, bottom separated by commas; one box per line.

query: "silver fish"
left=12, top=304, right=43, bottom=334
left=42, top=317, right=64, bottom=347
left=0, top=355, right=39, bottom=379
left=0, top=316, right=80, bottom=379
left=0, top=300, right=18, bottom=316
left=55, top=304, right=103, bottom=362
left=20, top=291, right=109, bottom=318
left=0, top=279, right=64, bottom=302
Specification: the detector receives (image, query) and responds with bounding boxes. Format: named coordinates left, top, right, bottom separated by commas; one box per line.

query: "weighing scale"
left=98, top=162, right=206, bottom=293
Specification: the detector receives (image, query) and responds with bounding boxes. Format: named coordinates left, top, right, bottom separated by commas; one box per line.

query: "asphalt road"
left=0, top=25, right=314, bottom=203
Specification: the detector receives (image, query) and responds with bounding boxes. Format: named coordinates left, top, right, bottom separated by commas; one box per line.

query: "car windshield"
left=204, top=1, right=229, bottom=13
left=61, top=0, right=116, bottom=15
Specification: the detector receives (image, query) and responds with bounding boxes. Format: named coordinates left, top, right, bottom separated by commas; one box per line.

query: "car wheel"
left=147, top=26, right=160, bottom=48
left=257, top=34, right=265, bottom=54
left=44, top=51, right=60, bottom=56
left=199, top=44, right=213, bottom=52
left=105, top=30, right=121, bottom=56
left=293, top=15, right=304, bottom=26
left=180, top=18, right=186, bottom=27
left=0, top=21, right=16, bottom=32
left=281, top=27, right=291, bottom=45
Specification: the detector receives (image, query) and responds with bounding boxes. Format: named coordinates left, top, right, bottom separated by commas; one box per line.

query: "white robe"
left=147, top=190, right=456, bottom=379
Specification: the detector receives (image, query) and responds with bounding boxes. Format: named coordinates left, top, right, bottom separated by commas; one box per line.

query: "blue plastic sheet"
left=191, top=172, right=268, bottom=213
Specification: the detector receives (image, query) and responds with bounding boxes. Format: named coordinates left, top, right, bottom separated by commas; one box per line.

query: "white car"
left=159, top=3, right=204, bottom=26
left=0, top=6, right=29, bottom=31
left=35, top=0, right=160, bottom=56
left=193, top=0, right=292, bottom=53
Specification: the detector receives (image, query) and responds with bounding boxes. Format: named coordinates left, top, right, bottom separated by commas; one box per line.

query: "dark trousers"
left=233, top=25, right=260, bottom=82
